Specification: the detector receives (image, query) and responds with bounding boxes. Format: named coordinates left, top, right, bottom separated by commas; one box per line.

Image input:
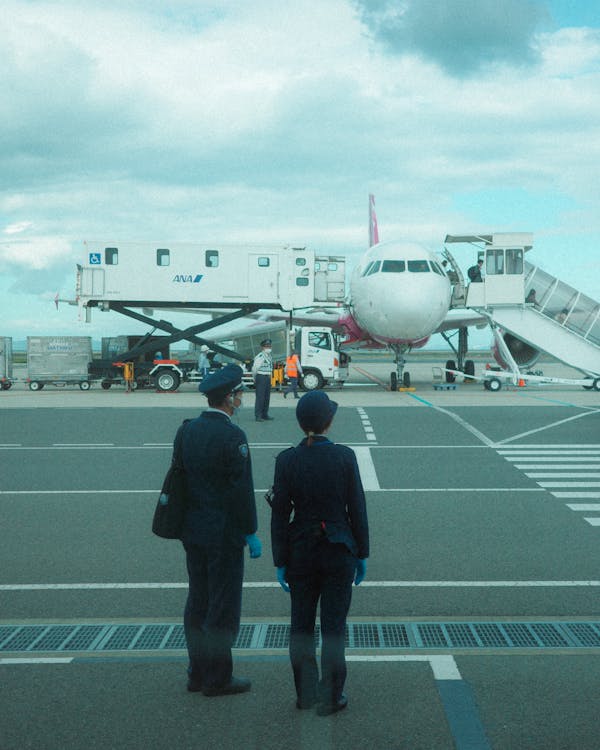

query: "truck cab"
left=295, top=326, right=349, bottom=390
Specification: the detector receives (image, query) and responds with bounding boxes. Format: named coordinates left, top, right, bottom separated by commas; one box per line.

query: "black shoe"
left=263, top=416, right=274, bottom=420
left=202, top=677, right=251, bottom=697
left=293, top=395, right=300, bottom=399
left=283, top=392, right=287, bottom=399
left=187, top=679, right=204, bottom=693
left=296, top=697, right=317, bottom=710
left=316, top=694, right=348, bottom=716
left=255, top=417, right=264, bottom=422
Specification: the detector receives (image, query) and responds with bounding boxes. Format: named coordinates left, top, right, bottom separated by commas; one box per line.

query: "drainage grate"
left=1, top=621, right=600, bottom=654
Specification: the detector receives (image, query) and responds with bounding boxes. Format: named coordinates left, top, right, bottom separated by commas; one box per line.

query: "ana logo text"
left=172, top=274, right=203, bottom=283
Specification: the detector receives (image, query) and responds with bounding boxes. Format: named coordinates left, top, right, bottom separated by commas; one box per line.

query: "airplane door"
left=248, top=254, right=278, bottom=302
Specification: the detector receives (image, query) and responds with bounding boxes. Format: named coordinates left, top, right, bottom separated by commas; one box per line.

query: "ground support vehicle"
left=289, top=326, right=349, bottom=391
left=0, top=337, right=13, bottom=390
left=26, top=336, right=93, bottom=391
left=443, top=365, right=599, bottom=392
left=481, top=368, right=600, bottom=392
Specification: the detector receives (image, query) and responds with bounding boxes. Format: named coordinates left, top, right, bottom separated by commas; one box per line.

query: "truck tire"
left=156, top=369, right=180, bottom=392
left=301, top=370, right=324, bottom=391
left=593, top=378, right=600, bottom=392
left=101, top=381, right=112, bottom=390
left=79, top=381, right=91, bottom=391
left=1, top=381, right=11, bottom=390
left=29, top=381, right=42, bottom=391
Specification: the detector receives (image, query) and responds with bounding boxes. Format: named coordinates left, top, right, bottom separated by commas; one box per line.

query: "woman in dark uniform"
left=271, top=390, right=369, bottom=715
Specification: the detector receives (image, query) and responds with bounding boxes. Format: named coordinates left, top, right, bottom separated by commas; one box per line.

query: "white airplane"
left=283, top=194, right=483, bottom=388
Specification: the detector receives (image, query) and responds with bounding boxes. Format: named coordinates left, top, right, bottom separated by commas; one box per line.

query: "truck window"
left=105, top=247, right=118, bottom=265
left=328, top=263, right=338, bottom=271
left=505, top=248, right=523, bottom=275
left=296, top=277, right=309, bottom=286
left=308, top=331, right=331, bottom=350
left=205, top=250, right=219, bottom=268
left=296, top=257, right=306, bottom=266
left=156, top=248, right=170, bottom=266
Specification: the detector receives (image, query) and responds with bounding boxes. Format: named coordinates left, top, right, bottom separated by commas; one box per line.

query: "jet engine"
left=492, top=332, right=540, bottom=369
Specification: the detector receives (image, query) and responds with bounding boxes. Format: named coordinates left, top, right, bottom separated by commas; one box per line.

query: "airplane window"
left=486, top=249, right=504, bottom=275
left=296, top=258, right=306, bottom=266
left=308, top=331, right=331, bottom=349
left=156, top=248, right=170, bottom=267
left=381, top=260, right=405, bottom=273
left=361, top=261, right=375, bottom=277
left=407, top=260, right=430, bottom=273
left=205, top=250, right=219, bottom=268
left=105, top=247, right=118, bottom=265
left=258, top=257, right=270, bottom=267
left=367, top=260, right=382, bottom=275
left=505, top=248, right=523, bottom=275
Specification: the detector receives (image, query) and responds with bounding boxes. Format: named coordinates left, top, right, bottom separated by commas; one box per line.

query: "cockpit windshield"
left=407, top=260, right=430, bottom=273
left=381, top=260, right=405, bottom=273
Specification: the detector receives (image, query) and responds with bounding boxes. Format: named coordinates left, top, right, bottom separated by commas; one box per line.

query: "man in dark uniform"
left=467, top=258, right=483, bottom=282
left=251, top=338, right=273, bottom=422
left=180, top=364, right=262, bottom=696
left=271, top=391, right=369, bottom=715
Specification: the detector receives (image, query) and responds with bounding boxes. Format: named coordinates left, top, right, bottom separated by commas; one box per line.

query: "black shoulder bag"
left=152, top=420, right=190, bottom=539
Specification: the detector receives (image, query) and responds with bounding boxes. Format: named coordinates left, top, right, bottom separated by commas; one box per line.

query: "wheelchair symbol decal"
left=89, top=253, right=101, bottom=265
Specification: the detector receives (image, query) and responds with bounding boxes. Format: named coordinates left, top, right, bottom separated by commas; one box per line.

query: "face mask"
left=264, top=348, right=272, bottom=354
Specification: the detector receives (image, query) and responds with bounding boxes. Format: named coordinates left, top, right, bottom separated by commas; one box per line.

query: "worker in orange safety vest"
left=283, top=350, right=303, bottom=399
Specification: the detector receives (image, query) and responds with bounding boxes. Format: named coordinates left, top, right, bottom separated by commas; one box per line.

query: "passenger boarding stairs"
left=466, top=258, right=600, bottom=377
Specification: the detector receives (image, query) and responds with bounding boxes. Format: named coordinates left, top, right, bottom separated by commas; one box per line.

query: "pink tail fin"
left=368, top=193, right=379, bottom=247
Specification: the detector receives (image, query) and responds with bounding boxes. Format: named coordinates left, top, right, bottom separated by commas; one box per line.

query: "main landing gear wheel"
left=445, top=360, right=456, bottom=383
left=390, top=372, right=398, bottom=391
left=402, top=372, right=411, bottom=388
left=464, top=360, right=475, bottom=381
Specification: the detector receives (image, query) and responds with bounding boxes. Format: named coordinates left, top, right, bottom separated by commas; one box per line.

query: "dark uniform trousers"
left=287, top=537, right=356, bottom=705
left=184, top=541, right=244, bottom=688
left=254, top=373, right=271, bottom=419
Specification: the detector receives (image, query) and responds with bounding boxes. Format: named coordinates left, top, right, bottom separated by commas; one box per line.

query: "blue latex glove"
left=276, top=566, right=290, bottom=593
left=354, top=558, right=367, bottom=586
left=245, top=533, right=262, bottom=558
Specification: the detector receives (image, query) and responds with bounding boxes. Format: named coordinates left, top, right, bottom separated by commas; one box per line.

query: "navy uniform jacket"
left=271, top=436, right=369, bottom=568
left=181, top=411, right=257, bottom=548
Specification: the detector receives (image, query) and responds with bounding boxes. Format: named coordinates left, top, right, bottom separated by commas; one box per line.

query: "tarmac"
left=1, top=353, right=600, bottom=749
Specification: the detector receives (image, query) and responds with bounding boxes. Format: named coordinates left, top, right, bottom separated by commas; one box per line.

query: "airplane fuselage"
left=349, top=240, right=451, bottom=344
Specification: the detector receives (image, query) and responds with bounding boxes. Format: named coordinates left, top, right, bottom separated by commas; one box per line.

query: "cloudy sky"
left=1, top=0, right=599, bottom=345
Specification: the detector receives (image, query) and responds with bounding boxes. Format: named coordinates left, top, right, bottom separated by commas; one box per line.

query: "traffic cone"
left=518, top=378, right=526, bottom=387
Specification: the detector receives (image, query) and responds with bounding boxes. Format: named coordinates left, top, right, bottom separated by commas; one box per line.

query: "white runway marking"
left=566, top=504, right=600, bottom=511
left=2, top=580, right=600, bottom=591
left=353, top=446, right=381, bottom=491
left=0, top=658, right=73, bottom=665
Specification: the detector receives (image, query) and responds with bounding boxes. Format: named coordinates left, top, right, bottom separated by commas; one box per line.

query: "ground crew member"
left=197, top=344, right=210, bottom=379
left=180, top=364, right=262, bottom=696
left=467, top=258, right=483, bottom=282
left=270, top=391, right=369, bottom=715
left=283, top=349, right=303, bottom=399
left=252, top=339, right=273, bottom=422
